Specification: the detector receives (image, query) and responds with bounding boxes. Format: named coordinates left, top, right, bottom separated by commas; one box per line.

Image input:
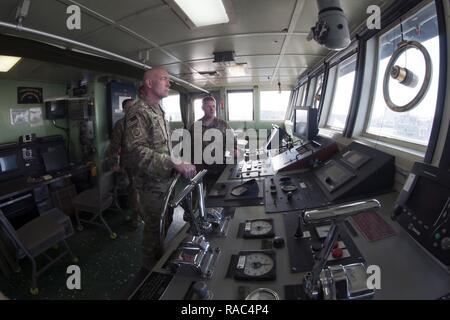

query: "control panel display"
left=315, top=160, right=355, bottom=193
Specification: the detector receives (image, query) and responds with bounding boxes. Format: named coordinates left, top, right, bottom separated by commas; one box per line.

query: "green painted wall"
left=93, top=80, right=110, bottom=174
left=0, top=79, right=68, bottom=144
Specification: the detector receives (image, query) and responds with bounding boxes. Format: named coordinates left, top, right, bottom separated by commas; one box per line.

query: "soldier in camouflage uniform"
left=125, top=67, right=196, bottom=270
left=189, top=96, right=238, bottom=189
left=104, top=99, right=142, bottom=227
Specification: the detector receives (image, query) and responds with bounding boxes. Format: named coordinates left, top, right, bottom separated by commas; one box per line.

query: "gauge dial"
left=246, top=288, right=280, bottom=300
left=243, top=253, right=274, bottom=277
left=281, top=185, right=298, bottom=192
left=250, top=220, right=273, bottom=236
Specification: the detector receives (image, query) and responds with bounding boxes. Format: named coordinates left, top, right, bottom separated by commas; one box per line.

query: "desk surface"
left=0, top=164, right=89, bottom=201
left=131, top=166, right=450, bottom=300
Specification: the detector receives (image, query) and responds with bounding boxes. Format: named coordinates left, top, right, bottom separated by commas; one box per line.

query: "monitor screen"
left=45, top=100, right=67, bottom=119
left=293, top=107, right=318, bottom=141
left=406, top=176, right=450, bottom=227
left=294, top=109, right=308, bottom=139
left=0, top=153, right=18, bottom=173
left=42, top=144, right=69, bottom=173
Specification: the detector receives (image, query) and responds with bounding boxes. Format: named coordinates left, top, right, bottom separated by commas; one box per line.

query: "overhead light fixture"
left=227, top=64, right=246, bottom=77
left=0, top=55, right=22, bottom=72
left=173, top=0, right=229, bottom=27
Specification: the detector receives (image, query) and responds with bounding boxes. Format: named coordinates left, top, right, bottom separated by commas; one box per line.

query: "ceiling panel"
left=240, top=56, right=279, bottom=69
left=280, top=55, right=320, bottom=69
left=164, top=63, right=196, bottom=77
left=73, top=0, right=164, bottom=21
left=285, top=35, right=328, bottom=55
left=120, top=0, right=297, bottom=46
left=119, top=7, right=191, bottom=45
left=82, top=26, right=150, bottom=56
left=165, top=35, right=284, bottom=63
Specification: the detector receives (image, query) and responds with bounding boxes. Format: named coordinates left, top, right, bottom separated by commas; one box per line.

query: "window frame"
left=226, top=89, right=255, bottom=122
left=259, top=90, right=292, bottom=122
left=161, top=91, right=183, bottom=123
left=324, top=53, right=359, bottom=132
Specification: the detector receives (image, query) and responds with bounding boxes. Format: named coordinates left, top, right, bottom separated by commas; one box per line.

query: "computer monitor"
left=45, top=99, right=67, bottom=119
left=293, top=107, right=319, bottom=142
left=266, top=125, right=290, bottom=150
left=0, top=153, right=18, bottom=173
left=41, top=143, right=69, bottom=173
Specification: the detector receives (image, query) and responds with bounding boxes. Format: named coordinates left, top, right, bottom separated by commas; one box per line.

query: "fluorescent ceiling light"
left=0, top=55, right=22, bottom=72
left=174, top=0, right=229, bottom=27
left=227, top=64, right=246, bottom=77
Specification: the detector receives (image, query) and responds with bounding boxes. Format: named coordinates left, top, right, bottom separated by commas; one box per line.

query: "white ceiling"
left=0, top=0, right=394, bottom=91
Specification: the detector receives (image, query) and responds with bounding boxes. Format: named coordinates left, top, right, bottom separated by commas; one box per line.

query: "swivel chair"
left=72, top=170, right=124, bottom=239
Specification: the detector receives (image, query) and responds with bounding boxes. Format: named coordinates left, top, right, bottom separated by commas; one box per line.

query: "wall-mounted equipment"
left=107, top=82, right=137, bottom=136
left=68, top=98, right=92, bottom=120
left=307, top=0, right=351, bottom=50
left=45, top=98, right=68, bottom=120
left=383, top=41, right=432, bottom=112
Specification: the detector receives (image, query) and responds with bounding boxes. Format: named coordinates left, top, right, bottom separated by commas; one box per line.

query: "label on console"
left=403, top=173, right=416, bottom=193
left=237, top=255, right=246, bottom=269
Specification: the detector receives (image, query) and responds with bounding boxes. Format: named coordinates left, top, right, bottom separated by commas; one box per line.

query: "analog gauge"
left=250, top=220, right=273, bottom=236
left=243, top=219, right=274, bottom=239
left=281, top=185, right=298, bottom=192
left=246, top=288, right=280, bottom=300
left=243, top=253, right=275, bottom=277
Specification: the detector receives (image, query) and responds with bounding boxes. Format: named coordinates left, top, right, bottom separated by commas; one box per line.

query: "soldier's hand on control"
left=173, top=162, right=197, bottom=179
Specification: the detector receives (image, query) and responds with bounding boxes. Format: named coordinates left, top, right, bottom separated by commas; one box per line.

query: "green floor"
left=0, top=208, right=186, bottom=300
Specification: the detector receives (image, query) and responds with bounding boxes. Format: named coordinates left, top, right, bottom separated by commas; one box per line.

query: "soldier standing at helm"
left=124, top=67, right=197, bottom=271
left=104, top=98, right=142, bottom=227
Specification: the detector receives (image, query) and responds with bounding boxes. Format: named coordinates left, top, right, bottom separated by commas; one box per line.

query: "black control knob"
left=273, top=236, right=285, bottom=248
left=311, top=241, right=322, bottom=252
left=325, top=177, right=333, bottom=185
left=192, top=281, right=212, bottom=300
left=287, top=192, right=293, bottom=201
left=294, top=214, right=304, bottom=238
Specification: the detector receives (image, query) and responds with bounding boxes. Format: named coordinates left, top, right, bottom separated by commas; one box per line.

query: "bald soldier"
left=124, top=67, right=196, bottom=270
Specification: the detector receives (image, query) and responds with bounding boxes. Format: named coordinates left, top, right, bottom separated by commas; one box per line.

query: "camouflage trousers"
left=137, top=180, right=173, bottom=270
left=125, top=169, right=141, bottom=222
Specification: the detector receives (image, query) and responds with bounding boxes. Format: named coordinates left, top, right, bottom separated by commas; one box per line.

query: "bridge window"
left=227, top=90, right=254, bottom=121
left=326, top=54, right=357, bottom=131
left=194, top=98, right=204, bottom=121
left=161, top=93, right=182, bottom=122
left=312, top=73, right=325, bottom=109
left=260, top=91, right=291, bottom=121
left=365, top=2, right=440, bottom=148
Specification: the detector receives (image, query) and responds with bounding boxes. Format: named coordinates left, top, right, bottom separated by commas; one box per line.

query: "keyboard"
left=351, top=211, right=397, bottom=242
left=130, top=272, right=173, bottom=300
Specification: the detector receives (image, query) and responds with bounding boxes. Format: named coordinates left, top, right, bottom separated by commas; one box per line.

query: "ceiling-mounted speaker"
left=213, top=51, right=235, bottom=65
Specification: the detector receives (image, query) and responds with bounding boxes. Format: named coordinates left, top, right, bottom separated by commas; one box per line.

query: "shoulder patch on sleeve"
left=132, top=127, right=142, bottom=138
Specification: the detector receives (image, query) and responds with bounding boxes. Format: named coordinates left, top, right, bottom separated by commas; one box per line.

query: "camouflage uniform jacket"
left=124, top=99, right=173, bottom=190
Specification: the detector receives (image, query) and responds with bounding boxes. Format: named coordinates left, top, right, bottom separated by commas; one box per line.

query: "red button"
left=332, top=247, right=343, bottom=259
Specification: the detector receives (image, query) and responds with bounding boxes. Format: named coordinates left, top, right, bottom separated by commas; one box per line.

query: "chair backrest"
left=99, top=170, right=116, bottom=198
left=0, top=209, right=27, bottom=256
